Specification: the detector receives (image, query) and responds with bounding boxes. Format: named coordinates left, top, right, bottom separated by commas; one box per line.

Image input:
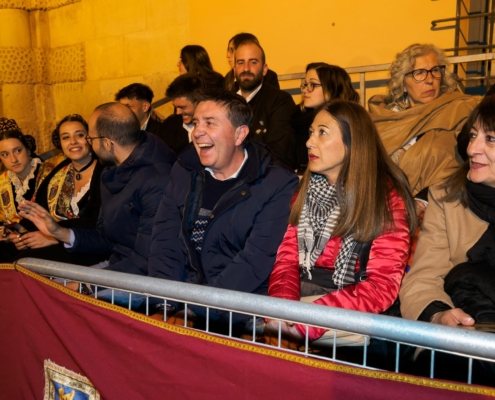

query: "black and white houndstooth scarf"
left=298, top=174, right=358, bottom=290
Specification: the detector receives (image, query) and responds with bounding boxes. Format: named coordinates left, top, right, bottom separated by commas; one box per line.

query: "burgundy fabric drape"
left=1, top=264, right=493, bottom=399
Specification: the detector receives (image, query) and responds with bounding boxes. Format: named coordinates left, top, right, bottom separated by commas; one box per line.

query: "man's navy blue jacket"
left=69, top=132, right=176, bottom=275
left=148, top=142, right=298, bottom=321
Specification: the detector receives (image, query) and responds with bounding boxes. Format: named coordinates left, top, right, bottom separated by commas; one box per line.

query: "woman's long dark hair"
left=300, top=63, right=359, bottom=111
left=180, top=45, right=223, bottom=90
left=290, top=100, right=416, bottom=241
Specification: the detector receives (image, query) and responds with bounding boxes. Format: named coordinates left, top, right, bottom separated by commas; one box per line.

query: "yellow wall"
left=188, top=0, right=457, bottom=104
left=0, top=0, right=457, bottom=153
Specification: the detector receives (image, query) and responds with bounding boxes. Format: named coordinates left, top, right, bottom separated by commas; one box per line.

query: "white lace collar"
left=70, top=178, right=91, bottom=217
left=8, top=158, right=42, bottom=205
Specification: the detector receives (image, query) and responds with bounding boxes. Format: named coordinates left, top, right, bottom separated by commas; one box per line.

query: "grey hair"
left=386, top=43, right=458, bottom=104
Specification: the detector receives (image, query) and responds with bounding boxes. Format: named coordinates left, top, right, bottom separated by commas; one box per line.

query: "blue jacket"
left=148, top=142, right=298, bottom=321
left=70, top=132, right=176, bottom=275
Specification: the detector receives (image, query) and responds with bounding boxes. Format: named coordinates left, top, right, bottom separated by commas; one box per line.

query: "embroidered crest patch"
left=1, top=190, right=10, bottom=207
left=48, top=186, right=59, bottom=202
left=43, top=360, right=100, bottom=400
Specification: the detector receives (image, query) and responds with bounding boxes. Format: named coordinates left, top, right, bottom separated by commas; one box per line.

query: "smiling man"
left=148, top=90, right=298, bottom=330
left=159, top=74, right=206, bottom=155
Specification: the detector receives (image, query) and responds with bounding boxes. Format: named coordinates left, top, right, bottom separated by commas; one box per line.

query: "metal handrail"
left=152, top=53, right=495, bottom=109
left=17, top=257, right=495, bottom=361
left=278, top=52, right=495, bottom=106
left=431, top=11, right=495, bottom=31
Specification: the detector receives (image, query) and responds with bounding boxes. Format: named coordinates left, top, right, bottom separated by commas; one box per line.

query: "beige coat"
left=399, top=187, right=488, bottom=320
left=369, top=92, right=477, bottom=196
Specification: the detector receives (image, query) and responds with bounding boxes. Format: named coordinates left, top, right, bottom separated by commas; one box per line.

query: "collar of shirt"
left=183, top=122, right=195, bottom=142
left=237, top=83, right=263, bottom=103
left=205, top=149, right=248, bottom=181
left=141, top=110, right=152, bottom=131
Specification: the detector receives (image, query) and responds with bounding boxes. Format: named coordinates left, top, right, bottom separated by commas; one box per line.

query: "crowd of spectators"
left=1, top=34, right=494, bottom=382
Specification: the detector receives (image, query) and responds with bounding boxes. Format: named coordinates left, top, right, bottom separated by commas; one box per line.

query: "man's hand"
left=18, top=231, right=58, bottom=249
left=431, top=308, right=475, bottom=327
left=166, top=310, right=195, bottom=328
left=18, top=201, right=71, bottom=243
left=264, top=319, right=303, bottom=350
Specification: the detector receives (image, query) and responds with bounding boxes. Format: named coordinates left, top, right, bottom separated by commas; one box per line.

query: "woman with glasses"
left=0, top=118, right=54, bottom=261
left=369, top=43, right=477, bottom=201
left=265, top=100, right=416, bottom=347
left=10, top=114, right=107, bottom=265
left=293, top=63, right=359, bottom=174
left=177, top=45, right=224, bottom=90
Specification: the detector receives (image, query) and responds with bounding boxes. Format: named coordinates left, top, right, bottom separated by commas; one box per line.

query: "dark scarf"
left=465, top=180, right=495, bottom=267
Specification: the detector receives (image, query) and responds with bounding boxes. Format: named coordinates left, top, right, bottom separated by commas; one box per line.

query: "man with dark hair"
left=19, top=102, right=176, bottom=277
left=159, top=74, right=205, bottom=155
left=233, top=40, right=297, bottom=170
left=148, top=90, right=298, bottom=330
left=115, top=83, right=166, bottom=137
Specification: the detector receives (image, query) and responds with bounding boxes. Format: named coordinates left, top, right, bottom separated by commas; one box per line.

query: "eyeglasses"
left=300, top=82, right=322, bottom=93
left=85, top=136, right=105, bottom=145
left=405, top=65, right=446, bottom=83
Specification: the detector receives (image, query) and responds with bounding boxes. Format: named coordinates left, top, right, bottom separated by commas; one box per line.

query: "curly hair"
left=387, top=43, right=458, bottom=104
left=51, top=114, right=88, bottom=150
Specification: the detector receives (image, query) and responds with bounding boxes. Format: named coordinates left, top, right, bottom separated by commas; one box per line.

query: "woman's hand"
left=18, top=231, right=58, bottom=249
left=8, top=232, right=28, bottom=250
left=264, top=319, right=304, bottom=350
left=414, top=199, right=427, bottom=217
left=431, top=308, right=475, bottom=327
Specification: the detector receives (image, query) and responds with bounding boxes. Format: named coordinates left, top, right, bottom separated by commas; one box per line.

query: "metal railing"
left=152, top=53, right=495, bottom=110
left=17, top=258, right=495, bottom=386
left=277, top=53, right=495, bottom=107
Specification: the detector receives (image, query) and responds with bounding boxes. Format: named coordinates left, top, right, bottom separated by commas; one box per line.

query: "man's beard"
left=236, top=71, right=263, bottom=92
left=95, top=148, right=118, bottom=167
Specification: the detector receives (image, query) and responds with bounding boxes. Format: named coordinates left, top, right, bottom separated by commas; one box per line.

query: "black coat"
left=247, top=83, right=297, bottom=169
left=148, top=142, right=298, bottom=322
left=69, top=132, right=176, bottom=275
left=156, top=114, right=190, bottom=156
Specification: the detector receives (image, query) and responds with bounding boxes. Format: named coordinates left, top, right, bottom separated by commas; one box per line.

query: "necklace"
left=73, top=158, right=94, bottom=180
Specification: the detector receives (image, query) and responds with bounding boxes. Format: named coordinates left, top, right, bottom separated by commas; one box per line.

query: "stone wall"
left=0, top=0, right=187, bottom=153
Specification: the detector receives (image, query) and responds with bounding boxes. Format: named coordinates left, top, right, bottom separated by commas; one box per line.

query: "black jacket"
left=69, top=132, right=176, bottom=275
left=156, top=114, right=190, bottom=156
left=247, top=83, right=297, bottom=169
left=148, top=142, right=298, bottom=322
